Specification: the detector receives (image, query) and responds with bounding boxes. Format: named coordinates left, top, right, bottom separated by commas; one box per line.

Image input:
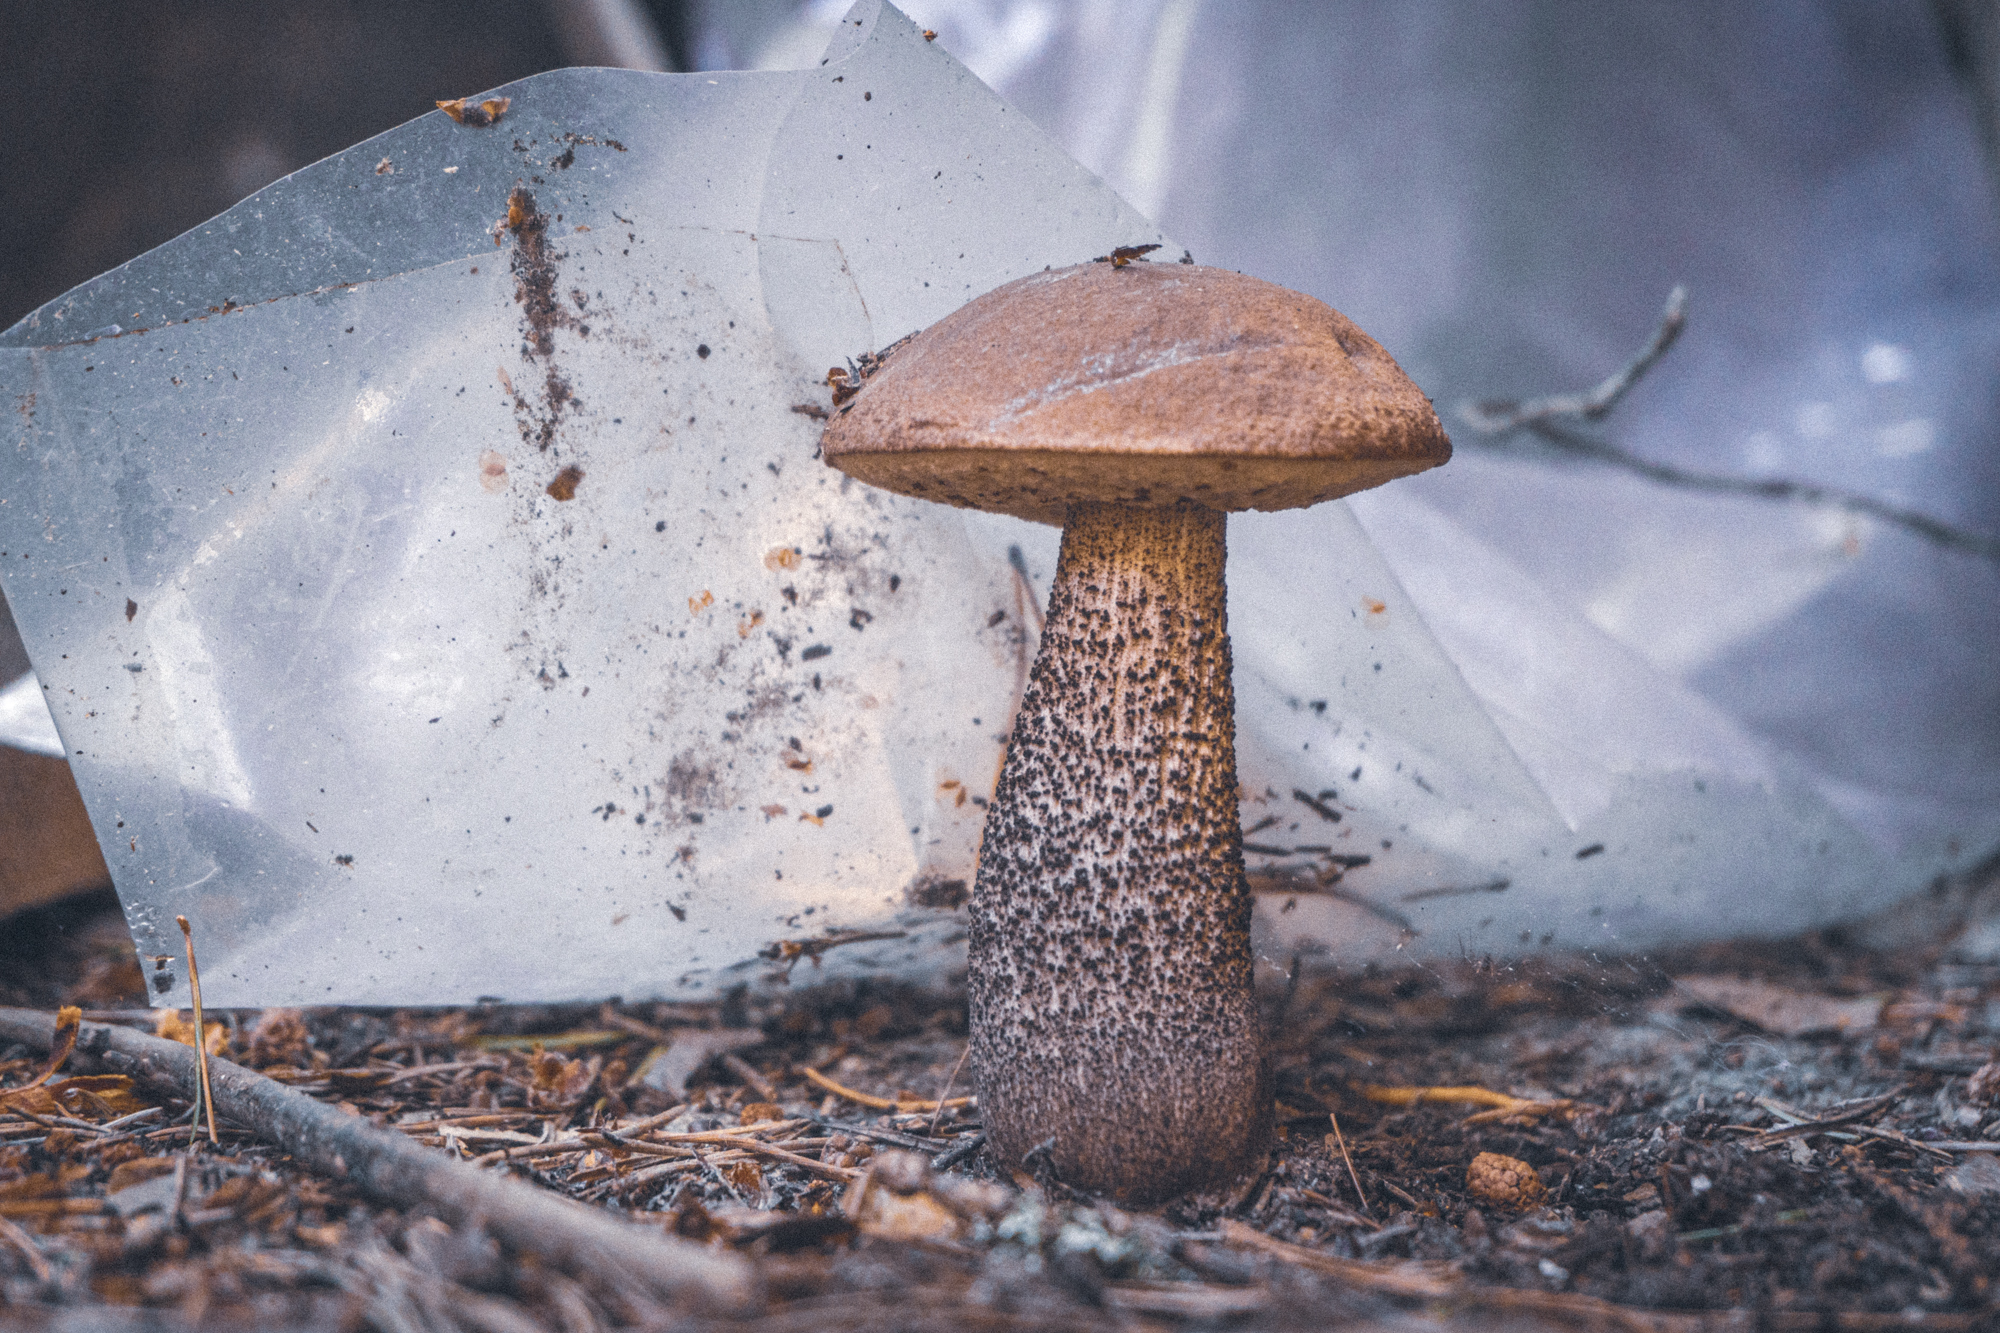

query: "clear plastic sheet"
left=0, top=1, right=1163, bottom=1005
left=747, top=0, right=2000, bottom=956
left=0, top=673, right=62, bottom=758
left=2, top=1, right=1992, bottom=1005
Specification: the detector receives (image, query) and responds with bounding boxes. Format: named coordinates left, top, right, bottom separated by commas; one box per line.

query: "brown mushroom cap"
left=821, top=260, right=1451, bottom=525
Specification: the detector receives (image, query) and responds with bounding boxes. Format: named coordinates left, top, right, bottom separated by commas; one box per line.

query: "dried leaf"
left=47, top=1075, right=150, bottom=1118
left=104, top=1157, right=179, bottom=1195
left=0, top=1000, right=84, bottom=1104
left=0, top=1008, right=91, bottom=1115
left=436, top=96, right=510, bottom=127
left=22, top=1006, right=80, bottom=1089
left=853, top=1184, right=965, bottom=1242
left=1673, top=976, right=1884, bottom=1037
left=527, top=1048, right=597, bottom=1108
left=0, top=1087, right=57, bottom=1117
left=155, top=1009, right=227, bottom=1055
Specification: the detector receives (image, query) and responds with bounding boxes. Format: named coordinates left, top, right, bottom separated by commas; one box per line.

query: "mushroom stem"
left=969, top=499, right=1270, bottom=1202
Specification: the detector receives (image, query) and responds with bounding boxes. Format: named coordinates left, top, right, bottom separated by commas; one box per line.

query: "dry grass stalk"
left=928, top=1044, right=971, bottom=1138
left=174, top=916, right=218, bottom=1146
left=1326, top=1108, right=1372, bottom=1220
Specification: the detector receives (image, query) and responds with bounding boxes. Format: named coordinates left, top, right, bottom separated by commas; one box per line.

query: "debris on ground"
left=2, top=889, right=1998, bottom=1329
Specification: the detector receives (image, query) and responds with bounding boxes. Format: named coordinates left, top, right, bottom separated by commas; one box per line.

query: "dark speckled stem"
left=968, top=500, right=1270, bottom=1202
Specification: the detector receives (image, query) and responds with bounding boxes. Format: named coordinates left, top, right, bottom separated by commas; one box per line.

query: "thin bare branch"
left=1456, top=286, right=2000, bottom=563
left=1461, top=286, right=1688, bottom=433
left=1518, top=419, right=2000, bottom=561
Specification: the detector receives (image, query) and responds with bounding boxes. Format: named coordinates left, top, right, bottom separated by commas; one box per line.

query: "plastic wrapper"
left=1, top=0, right=1993, bottom=1005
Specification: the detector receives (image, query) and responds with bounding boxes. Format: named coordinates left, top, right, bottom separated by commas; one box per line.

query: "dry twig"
left=1217, top=1218, right=1457, bottom=1299
left=0, top=1006, right=756, bottom=1308
left=1749, top=1092, right=1955, bottom=1161
left=1462, top=287, right=1688, bottom=434
left=728, top=1137, right=858, bottom=1182
left=722, top=1052, right=779, bottom=1102
left=1457, top=286, right=2000, bottom=563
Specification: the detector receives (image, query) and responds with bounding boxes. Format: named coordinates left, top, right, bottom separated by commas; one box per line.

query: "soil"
left=2, top=887, right=1999, bottom=1331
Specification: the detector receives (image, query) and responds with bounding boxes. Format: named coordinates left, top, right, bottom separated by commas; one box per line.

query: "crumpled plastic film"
left=0, top=1, right=1158, bottom=1005
left=1, top=1, right=1989, bottom=1005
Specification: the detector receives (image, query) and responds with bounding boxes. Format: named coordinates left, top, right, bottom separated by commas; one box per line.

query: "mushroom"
left=820, top=258, right=1450, bottom=1202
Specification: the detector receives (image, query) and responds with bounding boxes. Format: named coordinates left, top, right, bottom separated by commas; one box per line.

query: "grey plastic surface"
left=0, top=1, right=1158, bottom=1005
left=0, top=673, right=62, bottom=758
left=2, top=1, right=1992, bottom=1005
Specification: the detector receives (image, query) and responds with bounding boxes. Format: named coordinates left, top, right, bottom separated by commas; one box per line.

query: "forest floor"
left=2, top=887, right=1998, bottom=1331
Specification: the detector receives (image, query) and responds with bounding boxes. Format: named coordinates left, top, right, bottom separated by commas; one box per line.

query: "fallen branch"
left=1457, top=286, right=2000, bottom=564
left=0, top=1007, right=756, bottom=1309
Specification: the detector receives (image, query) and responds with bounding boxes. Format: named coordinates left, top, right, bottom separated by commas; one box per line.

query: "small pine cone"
left=1467, top=1151, right=1547, bottom=1211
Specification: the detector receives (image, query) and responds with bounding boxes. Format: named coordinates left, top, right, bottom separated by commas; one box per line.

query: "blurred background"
left=4, top=0, right=1997, bottom=922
